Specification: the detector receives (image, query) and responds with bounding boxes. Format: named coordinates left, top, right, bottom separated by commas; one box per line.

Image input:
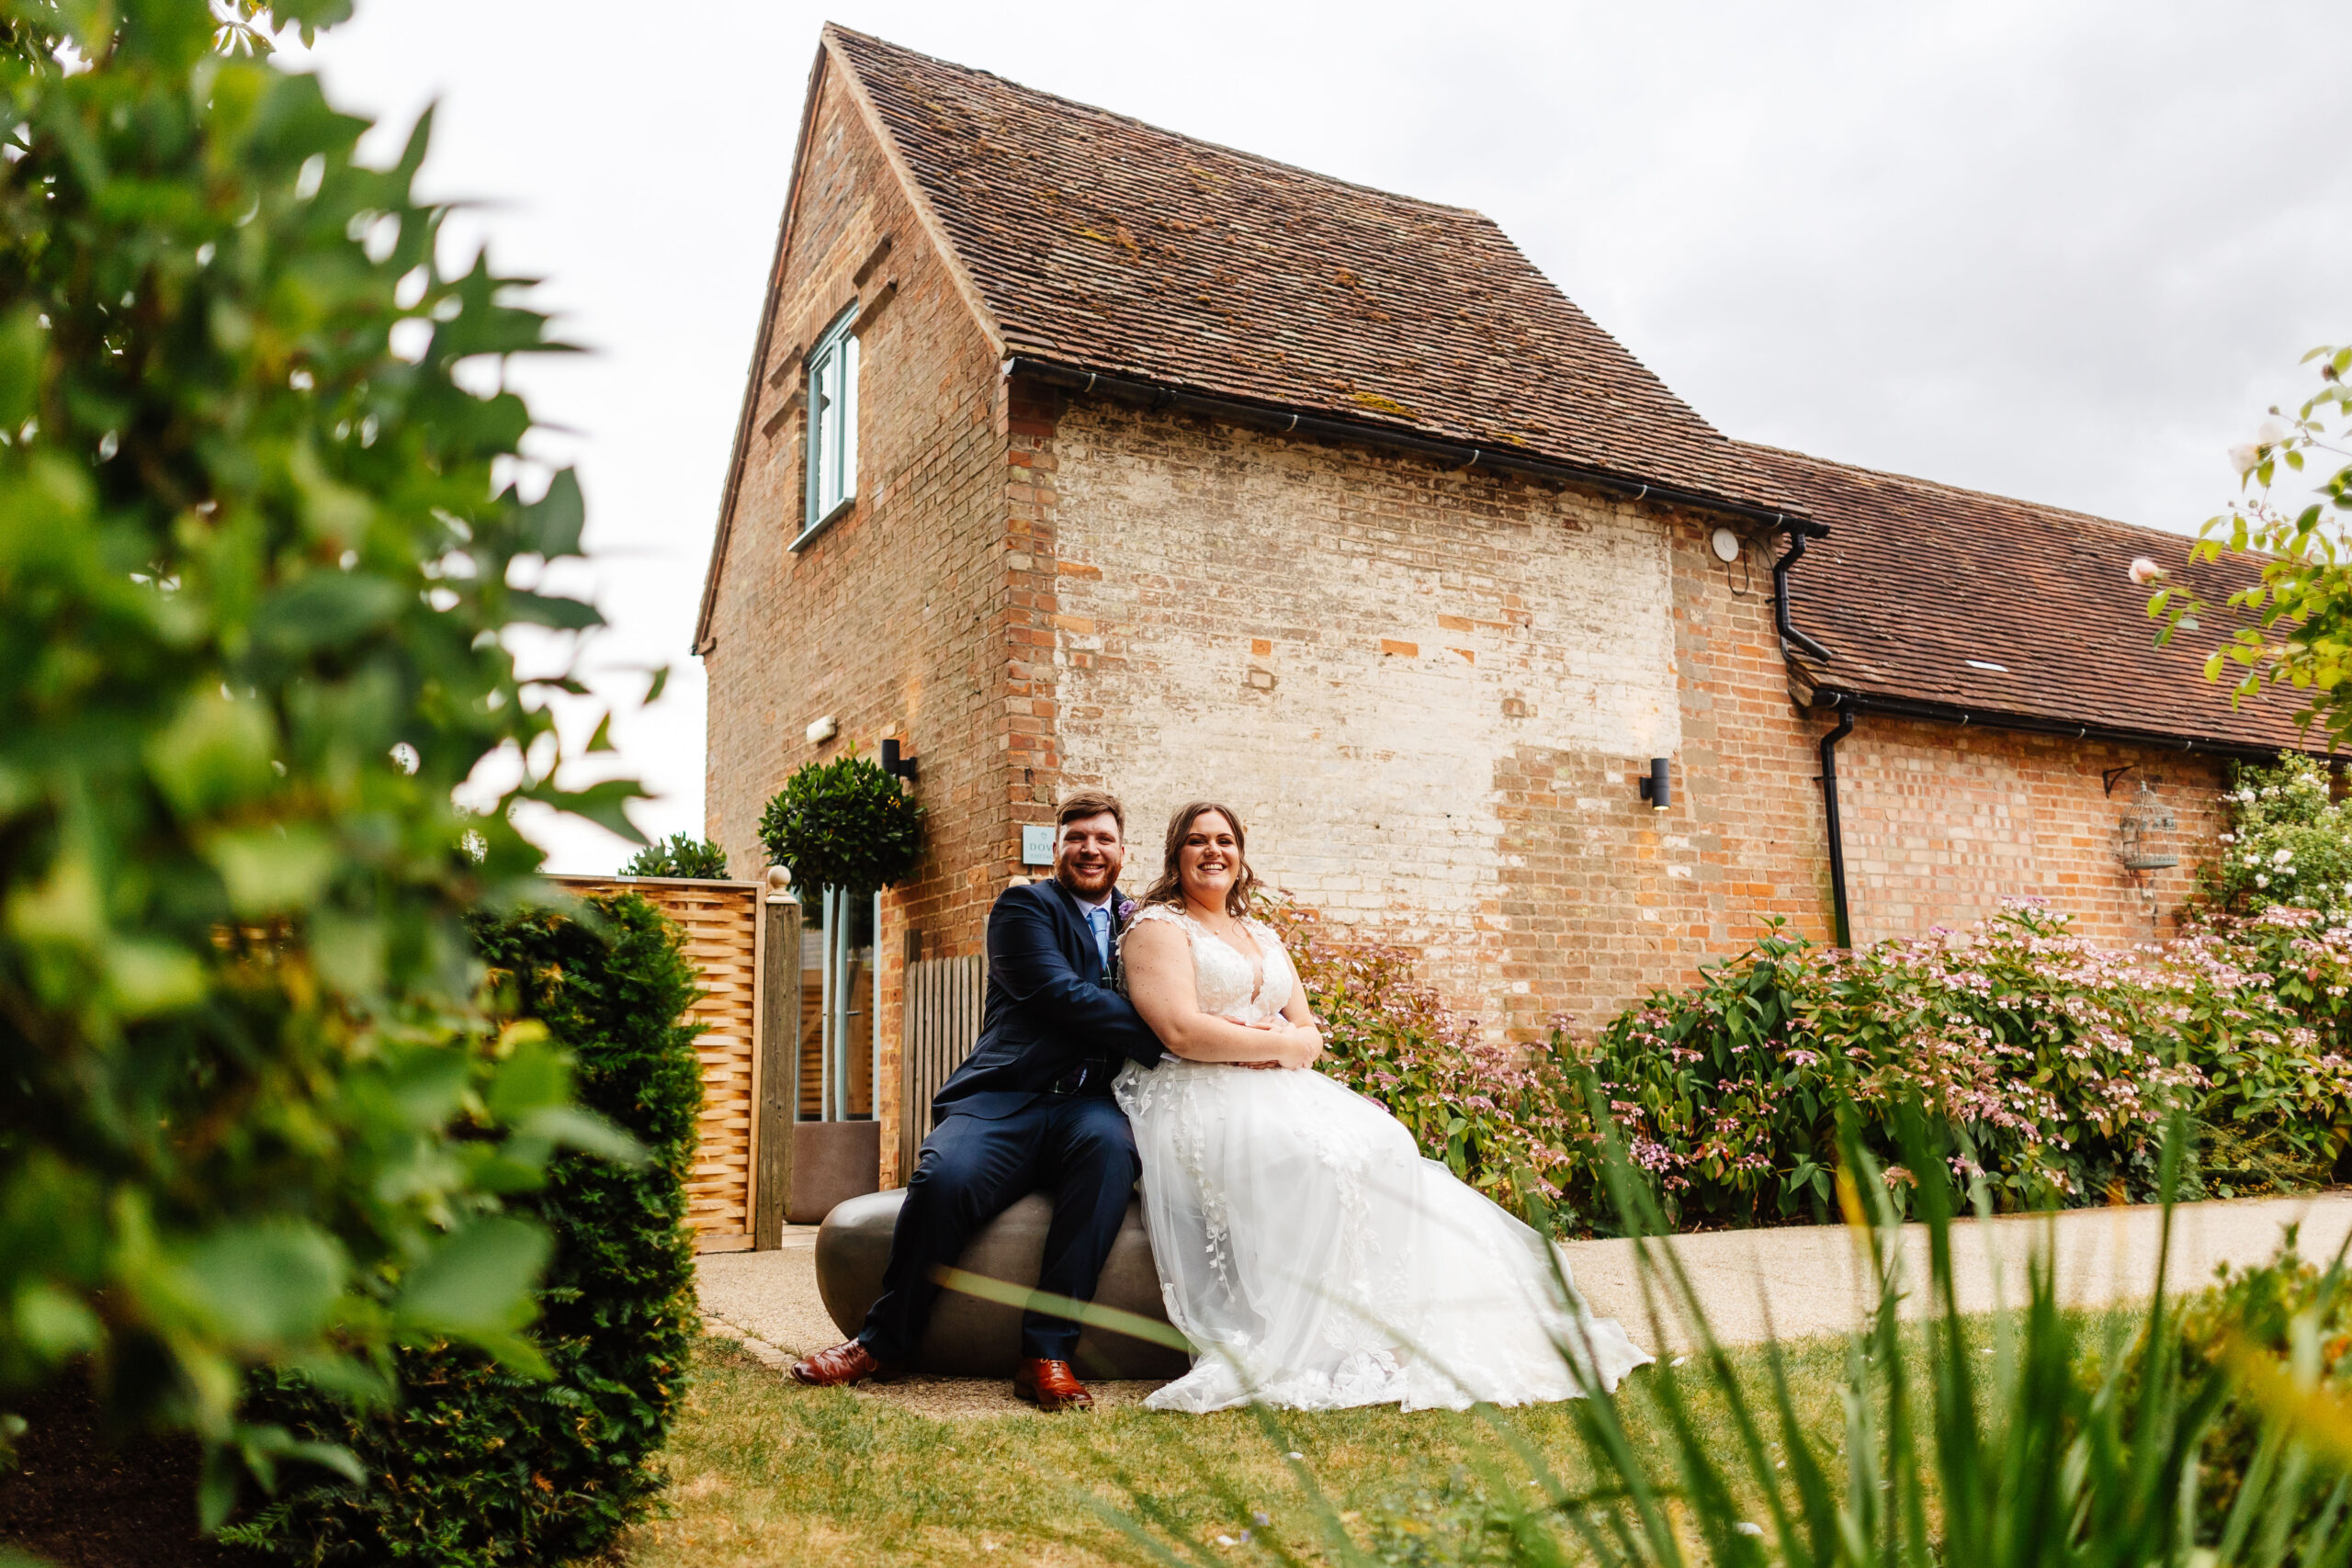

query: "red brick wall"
left=1000, top=378, right=1071, bottom=884
left=1487, top=509, right=1842, bottom=1039
left=1833, top=718, right=2225, bottom=945
left=698, top=64, right=1013, bottom=1181
left=1019, top=396, right=1836, bottom=1042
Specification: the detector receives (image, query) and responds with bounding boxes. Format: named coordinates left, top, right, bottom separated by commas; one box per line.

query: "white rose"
left=2129, top=557, right=2165, bottom=587
left=2230, top=443, right=2261, bottom=476
left=2258, top=417, right=2290, bottom=447
left=2276, top=848, right=2295, bottom=867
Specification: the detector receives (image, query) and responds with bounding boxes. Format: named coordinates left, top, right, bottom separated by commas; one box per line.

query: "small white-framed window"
left=796, top=307, right=860, bottom=547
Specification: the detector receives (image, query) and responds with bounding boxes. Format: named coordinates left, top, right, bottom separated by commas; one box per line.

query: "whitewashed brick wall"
left=1045, top=403, right=1681, bottom=1029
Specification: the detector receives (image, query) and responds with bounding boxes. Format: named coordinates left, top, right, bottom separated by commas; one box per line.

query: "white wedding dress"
left=1114, top=904, right=1652, bottom=1414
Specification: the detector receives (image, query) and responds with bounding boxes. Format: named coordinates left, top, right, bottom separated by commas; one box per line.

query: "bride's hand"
left=1274, top=1023, right=1323, bottom=1070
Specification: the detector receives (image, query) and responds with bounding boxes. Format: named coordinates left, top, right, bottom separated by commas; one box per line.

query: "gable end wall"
left=699, top=65, right=1015, bottom=1181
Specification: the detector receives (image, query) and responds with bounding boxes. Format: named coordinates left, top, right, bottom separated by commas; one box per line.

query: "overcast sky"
left=293, top=2, right=2350, bottom=874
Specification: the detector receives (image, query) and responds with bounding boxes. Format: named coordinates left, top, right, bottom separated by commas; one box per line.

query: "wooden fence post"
left=753, top=886, right=801, bottom=1248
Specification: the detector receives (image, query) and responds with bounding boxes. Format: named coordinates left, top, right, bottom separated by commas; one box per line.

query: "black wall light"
left=1638, top=757, right=1671, bottom=811
left=881, top=738, right=919, bottom=783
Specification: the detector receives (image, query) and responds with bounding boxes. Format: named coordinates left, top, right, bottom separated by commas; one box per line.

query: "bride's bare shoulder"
left=1123, top=904, right=1192, bottom=942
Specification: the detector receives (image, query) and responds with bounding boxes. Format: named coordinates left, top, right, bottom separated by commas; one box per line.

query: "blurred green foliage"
left=232, top=894, right=701, bottom=1565
left=622, top=831, right=729, bottom=880
left=2152, top=345, right=2352, bottom=743
left=0, top=0, right=648, bottom=1525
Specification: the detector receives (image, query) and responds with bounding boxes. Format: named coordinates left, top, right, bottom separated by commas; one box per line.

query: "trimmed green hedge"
left=623, top=832, right=731, bottom=880
left=228, top=894, right=702, bottom=1565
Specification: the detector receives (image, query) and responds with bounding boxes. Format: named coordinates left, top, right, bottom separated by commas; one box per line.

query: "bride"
left=1114, top=801, right=1651, bottom=1414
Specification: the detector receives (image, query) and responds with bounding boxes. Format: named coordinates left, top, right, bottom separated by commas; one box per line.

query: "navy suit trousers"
left=856, top=1094, right=1139, bottom=1365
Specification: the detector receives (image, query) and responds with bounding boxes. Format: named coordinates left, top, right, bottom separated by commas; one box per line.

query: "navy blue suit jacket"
left=929, top=878, right=1166, bottom=1121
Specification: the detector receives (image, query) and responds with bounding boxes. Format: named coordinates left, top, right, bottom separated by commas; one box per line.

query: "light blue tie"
left=1088, top=906, right=1112, bottom=976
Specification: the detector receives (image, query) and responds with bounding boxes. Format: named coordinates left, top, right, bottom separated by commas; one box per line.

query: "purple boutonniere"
left=1116, top=897, right=1136, bottom=923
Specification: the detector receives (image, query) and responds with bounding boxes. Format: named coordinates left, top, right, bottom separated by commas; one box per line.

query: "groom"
left=790, top=789, right=1166, bottom=1411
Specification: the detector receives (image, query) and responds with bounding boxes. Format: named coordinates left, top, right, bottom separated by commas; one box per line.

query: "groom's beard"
left=1057, top=863, right=1117, bottom=900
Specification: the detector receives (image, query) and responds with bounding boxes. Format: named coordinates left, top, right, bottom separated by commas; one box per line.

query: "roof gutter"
left=1005, top=355, right=1824, bottom=537
left=1795, top=682, right=2322, bottom=762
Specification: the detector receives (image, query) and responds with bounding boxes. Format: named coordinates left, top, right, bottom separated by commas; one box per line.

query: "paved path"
left=695, top=1190, right=2352, bottom=1413
left=1562, top=1189, right=2352, bottom=1351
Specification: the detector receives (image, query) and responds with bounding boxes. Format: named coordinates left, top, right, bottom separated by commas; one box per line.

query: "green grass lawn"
left=613, top=1323, right=2011, bottom=1567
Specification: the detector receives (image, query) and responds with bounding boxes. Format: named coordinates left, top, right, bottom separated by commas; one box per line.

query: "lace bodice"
left=1124, top=903, right=1295, bottom=1024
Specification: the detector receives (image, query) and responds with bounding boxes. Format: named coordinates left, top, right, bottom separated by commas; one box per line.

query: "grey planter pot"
left=814, top=1188, right=1193, bottom=1379
left=788, top=1121, right=880, bottom=1224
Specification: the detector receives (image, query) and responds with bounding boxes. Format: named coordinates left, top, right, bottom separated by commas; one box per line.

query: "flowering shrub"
left=1264, top=897, right=1582, bottom=1215
left=2177, top=906, right=2352, bottom=1191
left=1584, top=908, right=2217, bottom=1227
left=1274, top=886, right=2352, bottom=1235
left=1576, top=902, right=2352, bottom=1230
left=2191, top=754, right=2352, bottom=919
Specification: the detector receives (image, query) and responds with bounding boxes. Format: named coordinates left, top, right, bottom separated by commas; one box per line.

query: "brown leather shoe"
left=789, top=1338, right=900, bottom=1388
left=1012, top=1357, right=1093, bottom=1412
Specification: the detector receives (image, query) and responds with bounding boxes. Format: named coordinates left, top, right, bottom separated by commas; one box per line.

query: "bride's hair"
left=1143, top=801, right=1261, bottom=918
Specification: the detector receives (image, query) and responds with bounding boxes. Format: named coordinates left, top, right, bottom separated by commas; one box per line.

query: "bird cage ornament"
left=2117, top=779, right=2179, bottom=874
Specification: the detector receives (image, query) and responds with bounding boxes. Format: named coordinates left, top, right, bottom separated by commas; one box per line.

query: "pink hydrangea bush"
left=2174, top=906, right=2352, bottom=1190
left=1578, top=902, right=2352, bottom=1230
left=1263, top=897, right=1583, bottom=1213
left=1272, top=889, right=2352, bottom=1234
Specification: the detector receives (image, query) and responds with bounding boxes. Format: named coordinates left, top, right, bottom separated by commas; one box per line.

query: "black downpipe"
left=1818, top=705, right=1856, bottom=949
left=1772, top=528, right=1834, bottom=663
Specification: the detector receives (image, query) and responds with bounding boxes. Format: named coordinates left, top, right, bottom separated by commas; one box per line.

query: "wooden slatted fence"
left=899, top=954, right=988, bottom=1178
left=549, top=875, right=765, bottom=1253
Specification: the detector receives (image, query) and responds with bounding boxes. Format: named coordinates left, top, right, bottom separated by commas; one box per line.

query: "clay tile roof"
left=827, top=26, right=1801, bottom=520
left=1747, top=443, right=2324, bottom=754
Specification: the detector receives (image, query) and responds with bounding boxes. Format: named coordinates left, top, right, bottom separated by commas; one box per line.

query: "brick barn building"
left=695, top=28, right=2313, bottom=1177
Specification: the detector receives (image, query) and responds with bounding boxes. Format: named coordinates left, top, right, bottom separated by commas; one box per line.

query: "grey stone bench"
left=814, top=1189, right=1193, bottom=1379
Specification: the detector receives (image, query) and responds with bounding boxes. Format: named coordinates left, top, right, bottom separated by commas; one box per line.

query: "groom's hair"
left=1056, top=789, right=1125, bottom=837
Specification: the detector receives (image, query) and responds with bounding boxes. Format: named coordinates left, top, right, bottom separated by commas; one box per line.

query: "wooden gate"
left=899, top=954, right=988, bottom=1177
left=549, top=874, right=780, bottom=1253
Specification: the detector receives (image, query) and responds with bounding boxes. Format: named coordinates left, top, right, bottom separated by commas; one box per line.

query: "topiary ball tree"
left=758, top=751, right=924, bottom=893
